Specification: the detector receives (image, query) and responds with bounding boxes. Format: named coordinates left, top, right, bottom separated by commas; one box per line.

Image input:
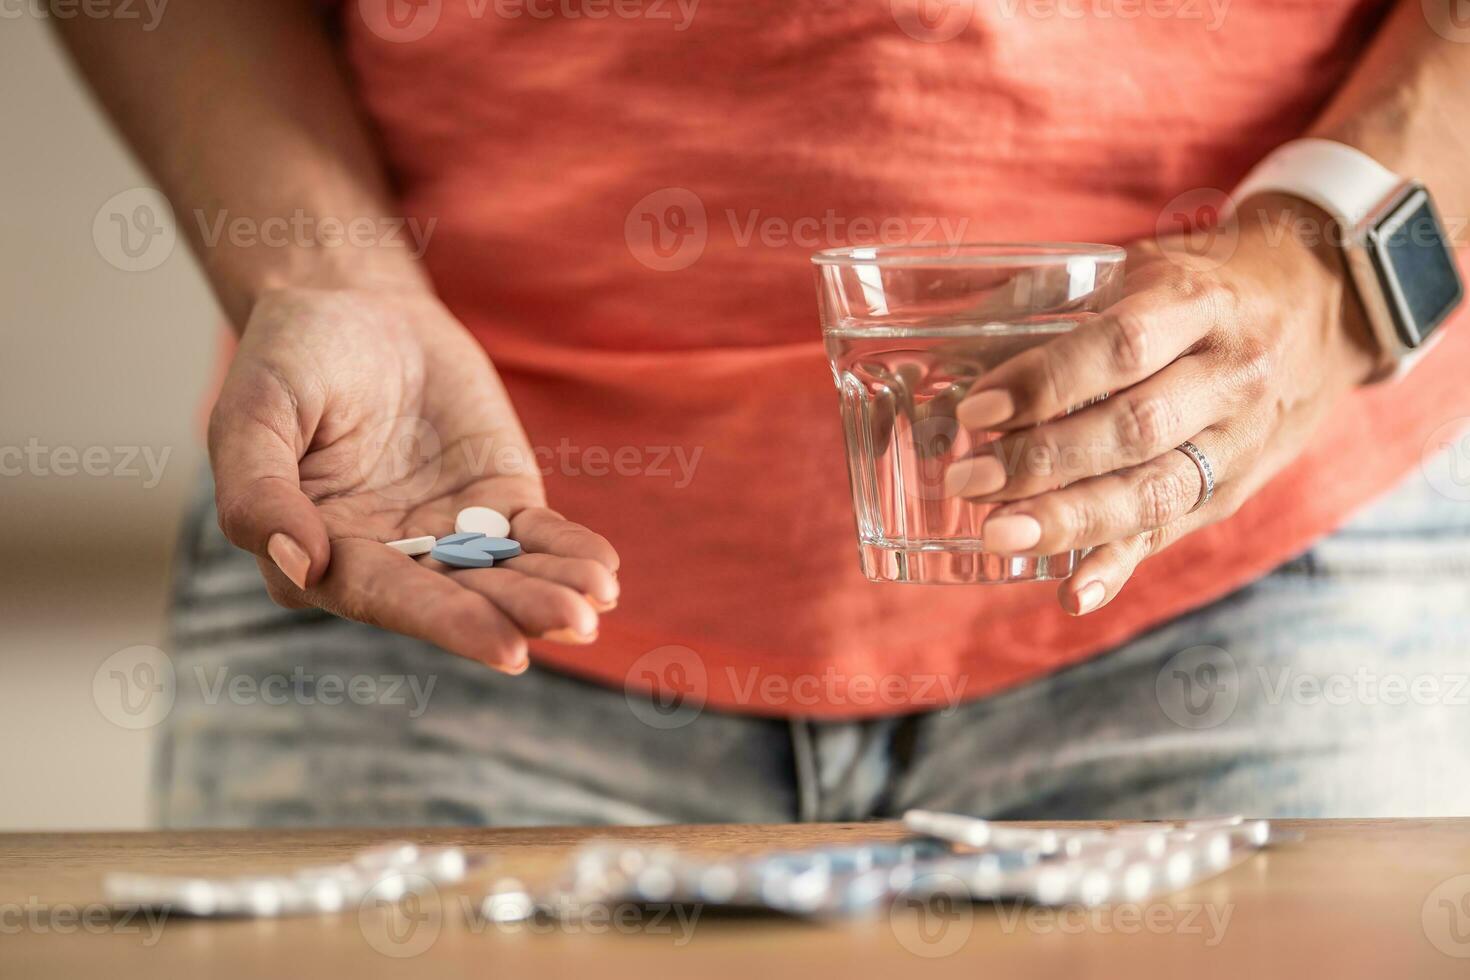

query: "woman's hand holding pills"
left=948, top=198, right=1381, bottom=615
left=208, top=287, right=620, bottom=674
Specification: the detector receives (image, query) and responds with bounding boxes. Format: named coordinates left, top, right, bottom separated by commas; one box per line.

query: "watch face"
left=1367, top=185, right=1464, bottom=348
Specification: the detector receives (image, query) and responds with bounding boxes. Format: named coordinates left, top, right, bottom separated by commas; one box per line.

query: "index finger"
left=955, top=269, right=1221, bottom=433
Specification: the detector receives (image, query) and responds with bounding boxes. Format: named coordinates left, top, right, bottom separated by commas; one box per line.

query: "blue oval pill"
left=429, top=543, right=496, bottom=568
left=475, top=537, right=522, bottom=560
left=437, top=532, right=486, bottom=547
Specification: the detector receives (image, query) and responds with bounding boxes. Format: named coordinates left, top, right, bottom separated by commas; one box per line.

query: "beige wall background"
left=0, top=15, right=218, bottom=829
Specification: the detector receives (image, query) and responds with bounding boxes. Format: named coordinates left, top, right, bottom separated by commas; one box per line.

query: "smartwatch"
left=1229, top=137, right=1464, bottom=381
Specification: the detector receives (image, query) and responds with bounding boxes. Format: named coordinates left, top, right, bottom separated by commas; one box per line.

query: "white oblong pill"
left=386, top=535, right=437, bottom=557
left=456, top=506, right=511, bottom=538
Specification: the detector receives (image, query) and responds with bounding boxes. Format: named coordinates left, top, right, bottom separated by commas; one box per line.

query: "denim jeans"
left=156, top=451, right=1470, bottom=826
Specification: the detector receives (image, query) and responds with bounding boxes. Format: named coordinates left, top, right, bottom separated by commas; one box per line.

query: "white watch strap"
left=1229, top=137, right=1404, bottom=230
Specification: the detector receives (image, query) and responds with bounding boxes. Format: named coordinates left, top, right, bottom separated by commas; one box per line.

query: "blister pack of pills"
left=104, top=842, right=471, bottom=918
left=481, top=811, right=1291, bottom=922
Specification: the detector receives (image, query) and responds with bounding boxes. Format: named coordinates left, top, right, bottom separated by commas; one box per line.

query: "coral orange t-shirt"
left=330, top=0, right=1467, bottom=716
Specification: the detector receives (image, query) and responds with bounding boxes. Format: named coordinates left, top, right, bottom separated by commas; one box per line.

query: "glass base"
left=858, top=541, right=1080, bottom=585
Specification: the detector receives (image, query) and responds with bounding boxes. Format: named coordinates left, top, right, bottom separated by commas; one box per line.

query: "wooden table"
left=3, top=820, right=1469, bottom=978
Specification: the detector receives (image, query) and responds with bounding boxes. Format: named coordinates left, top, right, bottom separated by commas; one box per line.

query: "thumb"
left=207, top=386, right=331, bottom=592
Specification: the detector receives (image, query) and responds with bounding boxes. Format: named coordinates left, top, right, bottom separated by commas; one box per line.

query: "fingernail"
left=586, top=594, right=618, bottom=613
left=267, top=533, right=310, bottom=591
left=501, top=655, right=530, bottom=676
left=983, top=514, right=1042, bottom=553
left=541, top=627, right=599, bottom=645
left=1073, top=581, right=1106, bottom=615
left=944, top=455, right=1006, bottom=497
left=957, top=389, right=1015, bottom=430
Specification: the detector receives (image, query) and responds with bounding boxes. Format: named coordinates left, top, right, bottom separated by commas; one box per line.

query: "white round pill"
left=456, top=506, right=510, bottom=538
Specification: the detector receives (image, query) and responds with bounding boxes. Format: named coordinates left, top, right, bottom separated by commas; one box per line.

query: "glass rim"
left=810, top=241, right=1126, bottom=268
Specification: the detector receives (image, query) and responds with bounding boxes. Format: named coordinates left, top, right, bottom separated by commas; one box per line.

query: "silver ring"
left=1175, top=441, right=1215, bottom=512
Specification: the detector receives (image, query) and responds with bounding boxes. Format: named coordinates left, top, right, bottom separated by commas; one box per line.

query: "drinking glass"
left=813, top=243, right=1126, bottom=585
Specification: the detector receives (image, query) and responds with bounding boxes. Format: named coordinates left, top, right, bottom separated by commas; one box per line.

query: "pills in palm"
left=393, top=507, right=524, bottom=571
left=456, top=506, right=511, bottom=538
left=385, top=535, right=436, bottom=557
